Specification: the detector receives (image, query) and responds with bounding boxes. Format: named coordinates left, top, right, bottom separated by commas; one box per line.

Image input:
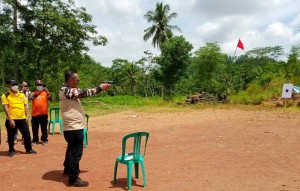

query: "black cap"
left=6, top=79, right=17, bottom=86
left=35, top=80, right=43, bottom=85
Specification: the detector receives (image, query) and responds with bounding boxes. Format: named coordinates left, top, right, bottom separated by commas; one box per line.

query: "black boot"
left=68, top=177, right=89, bottom=187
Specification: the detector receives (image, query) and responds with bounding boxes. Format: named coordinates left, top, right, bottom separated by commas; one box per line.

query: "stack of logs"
left=185, top=92, right=227, bottom=104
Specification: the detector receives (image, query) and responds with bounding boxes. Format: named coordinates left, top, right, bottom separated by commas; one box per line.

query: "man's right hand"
left=9, top=119, right=15, bottom=128
left=99, top=83, right=111, bottom=91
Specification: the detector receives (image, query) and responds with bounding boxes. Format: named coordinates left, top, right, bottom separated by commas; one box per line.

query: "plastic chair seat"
left=48, top=108, right=63, bottom=135
left=113, top=132, right=149, bottom=190
left=116, top=154, right=144, bottom=162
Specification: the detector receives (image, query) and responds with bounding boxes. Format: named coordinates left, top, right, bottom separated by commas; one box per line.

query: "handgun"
left=101, top=81, right=114, bottom=84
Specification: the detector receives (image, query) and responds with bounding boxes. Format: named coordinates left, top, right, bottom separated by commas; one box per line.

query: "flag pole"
left=233, top=37, right=241, bottom=60
left=233, top=46, right=238, bottom=59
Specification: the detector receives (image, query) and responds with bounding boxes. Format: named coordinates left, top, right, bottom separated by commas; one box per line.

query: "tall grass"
left=229, top=79, right=283, bottom=105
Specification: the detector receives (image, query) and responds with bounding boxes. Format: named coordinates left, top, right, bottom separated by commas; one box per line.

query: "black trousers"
left=31, top=115, right=48, bottom=143
left=5, top=119, right=32, bottom=152
left=63, top=129, right=84, bottom=179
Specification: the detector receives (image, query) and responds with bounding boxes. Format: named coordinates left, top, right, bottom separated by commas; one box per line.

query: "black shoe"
left=8, top=151, right=16, bottom=157
left=68, top=178, right=89, bottom=187
left=26, top=149, right=37, bottom=154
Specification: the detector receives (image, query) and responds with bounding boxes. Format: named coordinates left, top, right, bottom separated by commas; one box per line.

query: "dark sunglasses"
left=23, top=85, right=28, bottom=87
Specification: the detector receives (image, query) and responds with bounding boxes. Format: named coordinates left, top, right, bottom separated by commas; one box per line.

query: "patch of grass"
left=2, top=95, right=300, bottom=131
left=79, top=95, right=180, bottom=116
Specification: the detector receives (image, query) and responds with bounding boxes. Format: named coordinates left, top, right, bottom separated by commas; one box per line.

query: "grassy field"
left=1, top=95, right=300, bottom=130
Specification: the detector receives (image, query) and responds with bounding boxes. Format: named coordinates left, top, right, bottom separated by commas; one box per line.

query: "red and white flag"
left=237, top=39, right=244, bottom=50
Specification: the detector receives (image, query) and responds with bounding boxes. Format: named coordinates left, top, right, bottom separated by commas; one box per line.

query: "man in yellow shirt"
left=14, top=81, right=31, bottom=144
left=1, top=79, right=37, bottom=157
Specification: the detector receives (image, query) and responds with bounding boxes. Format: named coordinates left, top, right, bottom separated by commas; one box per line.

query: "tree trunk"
left=1, top=59, right=4, bottom=92
left=13, top=0, right=19, bottom=82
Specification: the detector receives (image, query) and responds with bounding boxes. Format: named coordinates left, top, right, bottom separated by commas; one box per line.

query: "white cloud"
left=291, top=33, right=300, bottom=44
left=290, top=13, right=300, bottom=27
left=265, top=22, right=293, bottom=39
left=196, top=22, right=220, bottom=36
left=73, top=0, right=300, bottom=66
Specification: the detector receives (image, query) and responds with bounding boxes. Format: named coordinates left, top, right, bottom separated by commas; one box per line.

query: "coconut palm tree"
left=143, top=2, right=181, bottom=50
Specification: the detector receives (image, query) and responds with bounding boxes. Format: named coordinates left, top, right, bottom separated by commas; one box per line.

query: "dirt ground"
left=1, top=108, right=300, bottom=191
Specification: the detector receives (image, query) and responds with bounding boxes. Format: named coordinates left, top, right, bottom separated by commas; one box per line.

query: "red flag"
left=237, top=39, right=244, bottom=50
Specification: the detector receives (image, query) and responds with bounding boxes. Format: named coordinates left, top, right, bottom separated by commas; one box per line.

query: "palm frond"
left=143, top=2, right=180, bottom=50
left=167, top=12, right=177, bottom=20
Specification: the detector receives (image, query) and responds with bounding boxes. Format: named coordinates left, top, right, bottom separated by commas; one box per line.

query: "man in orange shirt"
left=30, top=80, right=52, bottom=146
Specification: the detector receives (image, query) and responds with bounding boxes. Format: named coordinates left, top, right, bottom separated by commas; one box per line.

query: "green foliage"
left=286, top=45, right=300, bottom=83
left=67, top=95, right=176, bottom=116
left=246, top=46, right=284, bottom=60
left=111, top=58, right=144, bottom=95
left=230, top=76, right=285, bottom=105
left=230, top=86, right=266, bottom=105
left=1, top=0, right=107, bottom=85
left=155, top=36, right=193, bottom=99
left=98, top=95, right=167, bottom=106
left=191, top=42, right=226, bottom=93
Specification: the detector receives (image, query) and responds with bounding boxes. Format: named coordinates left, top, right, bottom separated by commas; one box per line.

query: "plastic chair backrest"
left=121, top=132, right=149, bottom=161
left=49, top=108, right=61, bottom=122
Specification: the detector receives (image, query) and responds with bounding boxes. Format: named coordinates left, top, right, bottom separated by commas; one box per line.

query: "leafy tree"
left=74, top=55, right=110, bottom=87
left=17, top=0, right=107, bottom=79
left=111, top=59, right=142, bottom=95
left=155, top=36, right=193, bottom=98
left=246, top=46, right=284, bottom=61
left=0, top=2, right=14, bottom=91
left=1, top=0, right=107, bottom=99
left=220, top=56, right=245, bottom=93
left=143, top=2, right=181, bottom=50
left=236, top=46, right=284, bottom=90
left=192, top=42, right=226, bottom=93
left=137, top=50, right=160, bottom=97
left=286, top=45, right=300, bottom=83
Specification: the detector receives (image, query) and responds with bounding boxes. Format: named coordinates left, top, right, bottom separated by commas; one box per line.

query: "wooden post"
left=284, top=99, right=286, bottom=114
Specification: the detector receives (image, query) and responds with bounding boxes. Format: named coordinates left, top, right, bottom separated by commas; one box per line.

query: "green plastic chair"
left=113, top=132, right=149, bottom=190
left=48, top=108, right=63, bottom=135
left=83, top=114, right=89, bottom=148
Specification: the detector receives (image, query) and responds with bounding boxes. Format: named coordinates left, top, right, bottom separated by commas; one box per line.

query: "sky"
left=73, top=0, right=300, bottom=67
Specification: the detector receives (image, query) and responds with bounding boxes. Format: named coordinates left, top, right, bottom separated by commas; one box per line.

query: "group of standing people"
left=1, top=79, right=52, bottom=157
left=1, top=71, right=111, bottom=187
